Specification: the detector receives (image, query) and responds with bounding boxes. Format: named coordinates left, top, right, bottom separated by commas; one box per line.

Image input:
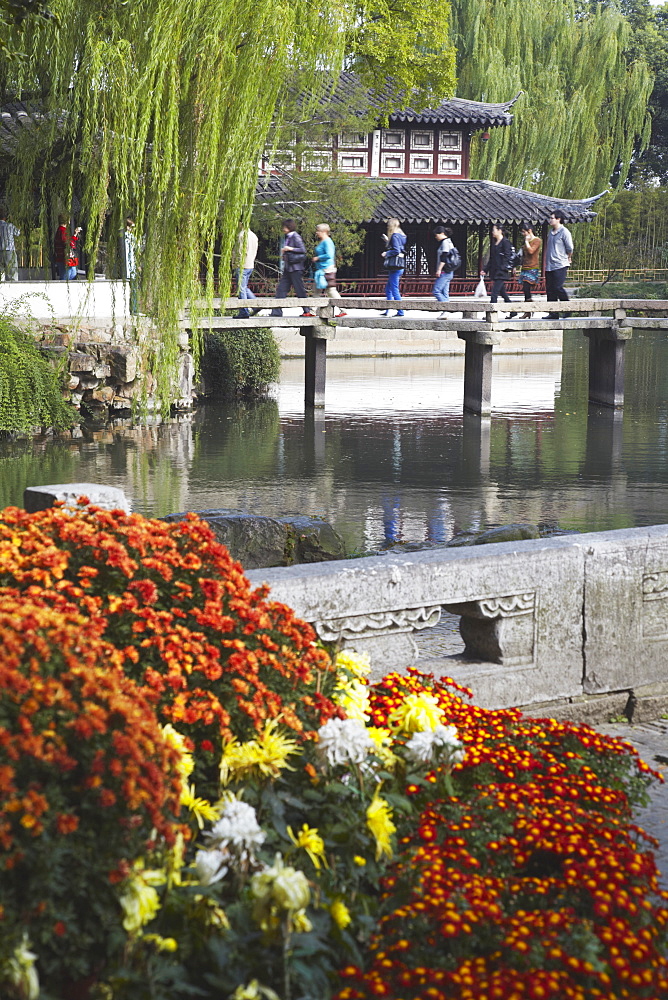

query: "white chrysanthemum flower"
left=7, top=935, right=39, bottom=1000
left=195, top=848, right=229, bottom=886
left=405, top=724, right=465, bottom=765
left=316, top=717, right=376, bottom=768
left=205, top=799, right=266, bottom=852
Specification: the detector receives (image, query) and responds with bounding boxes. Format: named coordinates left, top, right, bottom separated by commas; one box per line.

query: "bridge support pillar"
left=304, top=330, right=327, bottom=408
left=585, top=324, right=631, bottom=409
left=458, top=331, right=499, bottom=416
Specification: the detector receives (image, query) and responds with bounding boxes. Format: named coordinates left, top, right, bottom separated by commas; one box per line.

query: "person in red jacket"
left=54, top=214, right=81, bottom=280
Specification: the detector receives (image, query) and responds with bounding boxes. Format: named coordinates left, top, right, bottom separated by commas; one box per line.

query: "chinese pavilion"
left=256, top=73, right=604, bottom=294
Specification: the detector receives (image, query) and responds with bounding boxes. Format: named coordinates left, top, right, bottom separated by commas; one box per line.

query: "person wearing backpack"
left=432, top=226, right=461, bottom=318
left=482, top=223, right=516, bottom=316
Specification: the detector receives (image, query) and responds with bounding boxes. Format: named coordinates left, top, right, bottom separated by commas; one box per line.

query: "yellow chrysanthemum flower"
left=334, top=677, right=371, bottom=722
left=388, top=692, right=444, bottom=733
left=366, top=791, right=396, bottom=861
left=367, top=726, right=399, bottom=769
left=231, top=980, right=280, bottom=1000
left=287, top=823, right=327, bottom=869
left=162, top=724, right=194, bottom=788
left=335, top=650, right=371, bottom=677
left=330, top=899, right=352, bottom=930
left=353, top=855, right=367, bottom=867
left=119, top=871, right=163, bottom=934
left=220, top=722, right=301, bottom=786
left=143, top=934, right=179, bottom=952
left=181, top=785, right=220, bottom=828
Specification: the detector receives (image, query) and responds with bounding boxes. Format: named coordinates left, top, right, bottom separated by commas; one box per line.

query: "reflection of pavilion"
left=256, top=73, right=604, bottom=295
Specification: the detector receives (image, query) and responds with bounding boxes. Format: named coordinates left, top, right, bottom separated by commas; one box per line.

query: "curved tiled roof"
left=312, top=72, right=518, bottom=128
left=256, top=176, right=605, bottom=225
left=366, top=178, right=604, bottom=224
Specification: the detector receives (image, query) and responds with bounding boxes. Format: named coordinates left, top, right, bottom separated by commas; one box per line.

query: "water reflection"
left=1, top=331, right=668, bottom=552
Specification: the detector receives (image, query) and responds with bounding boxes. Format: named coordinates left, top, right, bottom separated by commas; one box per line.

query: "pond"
left=2, top=329, right=668, bottom=553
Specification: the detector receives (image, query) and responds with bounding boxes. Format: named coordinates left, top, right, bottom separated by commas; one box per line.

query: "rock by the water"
left=472, top=524, right=541, bottom=545
left=162, top=509, right=345, bottom=570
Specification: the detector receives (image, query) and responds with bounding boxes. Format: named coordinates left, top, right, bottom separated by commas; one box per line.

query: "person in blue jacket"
left=381, top=218, right=406, bottom=317
left=312, top=223, right=346, bottom=317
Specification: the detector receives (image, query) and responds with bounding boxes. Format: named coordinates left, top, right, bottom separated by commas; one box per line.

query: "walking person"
left=234, top=224, right=259, bottom=318
left=381, top=218, right=406, bottom=317
left=270, top=219, right=313, bottom=317
left=0, top=211, right=20, bottom=281
left=432, top=226, right=459, bottom=318
left=312, top=223, right=346, bottom=317
left=518, top=222, right=542, bottom=318
left=545, top=209, right=573, bottom=319
left=482, top=223, right=516, bottom=315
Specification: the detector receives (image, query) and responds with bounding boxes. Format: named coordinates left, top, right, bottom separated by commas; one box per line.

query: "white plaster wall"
left=0, top=279, right=130, bottom=322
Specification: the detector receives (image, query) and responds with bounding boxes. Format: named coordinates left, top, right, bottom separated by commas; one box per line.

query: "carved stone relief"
left=642, top=571, right=668, bottom=639
left=314, top=605, right=442, bottom=643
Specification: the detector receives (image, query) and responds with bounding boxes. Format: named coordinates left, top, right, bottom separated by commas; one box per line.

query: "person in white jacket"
left=234, top=225, right=259, bottom=318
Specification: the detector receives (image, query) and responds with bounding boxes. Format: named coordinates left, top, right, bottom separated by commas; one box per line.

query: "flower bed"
left=0, top=505, right=666, bottom=1000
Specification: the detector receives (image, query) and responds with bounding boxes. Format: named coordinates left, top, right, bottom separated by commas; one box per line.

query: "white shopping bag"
left=474, top=277, right=488, bottom=299
left=471, top=276, right=488, bottom=319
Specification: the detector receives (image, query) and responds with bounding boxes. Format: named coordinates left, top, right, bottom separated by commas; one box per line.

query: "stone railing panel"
left=581, top=525, right=668, bottom=694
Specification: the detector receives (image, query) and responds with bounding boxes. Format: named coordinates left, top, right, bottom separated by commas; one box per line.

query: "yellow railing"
left=568, top=268, right=668, bottom=283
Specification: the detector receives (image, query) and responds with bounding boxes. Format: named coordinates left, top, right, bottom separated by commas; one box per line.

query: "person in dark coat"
left=482, top=223, right=516, bottom=315
left=270, top=219, right=314, bottom=317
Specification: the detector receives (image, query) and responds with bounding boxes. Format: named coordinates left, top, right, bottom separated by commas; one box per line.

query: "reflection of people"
left=0, top=212, right=20, bottom=281
left=54, top=215, right=81, bottom=280
left=312, top=223, right=346, bottom=318
left=545, top=209, right=573, bottom=319
left=518, top=222, right=542, bottom=318
left=381, top=218, right=406, bottom=317
left=482, top=223, right=515, bottom=314
left=270, top=219, right=313, bottom=317
left=234, top=225, right=258, bottom=318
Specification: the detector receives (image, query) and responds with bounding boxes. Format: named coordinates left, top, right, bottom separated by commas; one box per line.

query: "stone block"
left=93, top=363, right=112, bottom=379
left=68, top=351, right=96, bottom=372
left=91, top=386, right=115, bottom=403
left=67, top=375, right=80, bottom=390
left=100, top=346, right=138, bottom=382
left=162, top=510, right=346, bottom=570
left=24, top=482, right=131, bottom=513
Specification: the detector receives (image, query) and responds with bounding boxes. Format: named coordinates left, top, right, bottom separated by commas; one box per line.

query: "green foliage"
left=0, top=305, right=75, bottom=433
left=574, top=280, right=668, bottom=298
left=1, top=0, right=456, bottom=412
left=203, top=329, right=281, bottom=397
left=576, top=186, right=668, bottom=270
left=450, top=0, right=653, bottom=196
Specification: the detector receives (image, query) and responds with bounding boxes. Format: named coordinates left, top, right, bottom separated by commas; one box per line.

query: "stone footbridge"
left=185, top=297, right=668, bottom=415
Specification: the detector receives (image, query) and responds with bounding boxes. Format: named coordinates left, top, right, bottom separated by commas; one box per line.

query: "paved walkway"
left=598, top=719, right=668, bottom=892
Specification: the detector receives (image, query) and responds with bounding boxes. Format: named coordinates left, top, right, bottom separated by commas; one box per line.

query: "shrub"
left=575, top=280, right=668, bottom=299
left=0, top=589, right=184, bottom=993
left=0, top=503, right=340, bottom=797
left=0, top=307, right=75, bottom=433
left=202, top=328, right=280, bottom=395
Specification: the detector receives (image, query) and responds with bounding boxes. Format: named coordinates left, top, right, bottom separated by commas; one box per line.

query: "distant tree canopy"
left=450, top=0, right=654, bottom=197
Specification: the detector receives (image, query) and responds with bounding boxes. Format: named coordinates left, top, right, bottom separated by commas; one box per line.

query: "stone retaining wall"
left=247, top=524, right=668, bottom=720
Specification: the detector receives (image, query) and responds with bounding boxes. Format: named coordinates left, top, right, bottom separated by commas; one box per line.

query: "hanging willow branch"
left=1, top=0, right=455, bottom=411
left=450, top=0, right=653, bottom=198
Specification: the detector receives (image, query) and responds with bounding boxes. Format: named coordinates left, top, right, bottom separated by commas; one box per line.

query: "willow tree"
left=1, top=0, right=455, bottom=406
left=450, top=0, right=653, bottom=197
